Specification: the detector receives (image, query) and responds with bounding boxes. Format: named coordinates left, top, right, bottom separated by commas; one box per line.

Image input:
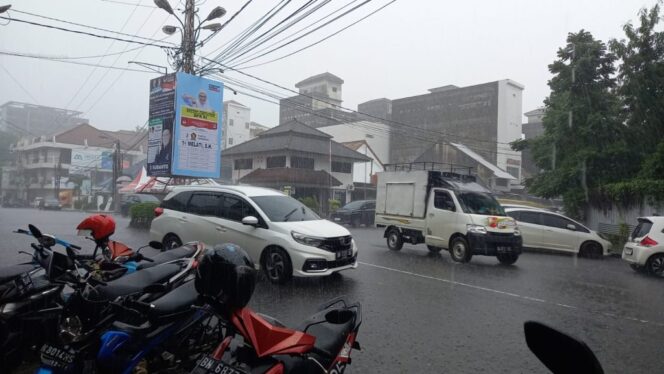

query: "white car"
left=505, top=208, right=611, bottom=257
left=622, top=217, right=664, bottom=277
left=150, top=186, right=358, bottom=283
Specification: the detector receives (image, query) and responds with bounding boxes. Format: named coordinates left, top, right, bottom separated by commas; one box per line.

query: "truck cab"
left=375, top=167, right=522, bottom=264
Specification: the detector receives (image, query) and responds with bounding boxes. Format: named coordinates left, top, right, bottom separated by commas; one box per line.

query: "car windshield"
left=456, top=192, right=506, bottom=216
left=342, top=200, right=365, bottom=210
left=251, top=195, right=320, bottom=222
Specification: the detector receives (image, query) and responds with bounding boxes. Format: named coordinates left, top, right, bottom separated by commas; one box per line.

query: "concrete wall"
left=496, top=80, right=524, bottom=183
left=223, top=103, right=251, bottom=149
left=318, top=121, right=390, bottom=164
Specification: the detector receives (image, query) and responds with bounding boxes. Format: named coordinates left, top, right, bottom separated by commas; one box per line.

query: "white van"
left=150, top=186, right=358, bottom=283
left=375, top=169, right=522, bottom=264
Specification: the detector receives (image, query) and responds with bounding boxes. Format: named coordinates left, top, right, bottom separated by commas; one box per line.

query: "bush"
left=298, top=196, right=319, bottom=214
left=129, top=202, right=159, bottom=229
left=328, top=199, right=341, bottom=213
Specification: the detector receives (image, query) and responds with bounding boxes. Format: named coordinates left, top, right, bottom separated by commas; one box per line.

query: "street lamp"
left=154, top=0, right=174, bottom=15
left=162, top=25, right=179, bottom=35
left=200, top=23, right=222, bottom=32
left=0, top=4, right=10, bottom=14
left=205, top=6, right=226, bottom=21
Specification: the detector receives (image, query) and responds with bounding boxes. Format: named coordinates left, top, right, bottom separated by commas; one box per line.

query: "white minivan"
left=150, top=186, right=358, bottom=283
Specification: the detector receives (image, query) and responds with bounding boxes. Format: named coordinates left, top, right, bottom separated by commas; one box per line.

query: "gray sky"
left=0, top=0, right=657, bottom=132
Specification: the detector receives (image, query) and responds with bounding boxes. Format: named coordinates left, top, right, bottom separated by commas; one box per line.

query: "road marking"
left=359, top=261, right=664, bottom=328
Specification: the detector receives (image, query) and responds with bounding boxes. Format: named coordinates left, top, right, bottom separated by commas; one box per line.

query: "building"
left=414, top=142, right=516, bottom=192
left=279, top=72, right=356, bottom=128
left=340, top=140, right=384, bottom=200
left=357, top=98, right=392, bottom=123
left=318, top=119, right=390, bottom=166
left=222, top=101, right=251, bottom=149
left=0, top=101, right=89, bottom=137
left=248, top=121, right=270, bottom=138
left=388, top=80, right=524, bottom=182
left=223, top=120, right=370, bottom=212
left=521, top=107, right=546, bottom=178
left=1, top=123, right=146, bottom=202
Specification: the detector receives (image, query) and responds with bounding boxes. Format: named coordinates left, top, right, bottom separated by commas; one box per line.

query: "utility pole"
left=112, top=139, right=121, bottom=212
left=182, top=0, right=195, bottom=73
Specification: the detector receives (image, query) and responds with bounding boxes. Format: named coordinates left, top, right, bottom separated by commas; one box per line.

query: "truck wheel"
left=427, top=245, right=442, bottom=253
left=387, top=229, right=403, bottom=251
left=449, top=237, right=472, bottom=263
left=497, top=253, right=519, bottom=265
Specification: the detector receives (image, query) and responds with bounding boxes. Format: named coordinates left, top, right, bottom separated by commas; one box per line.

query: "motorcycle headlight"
left=291, top=231, right=324, bottom=247
left=467, top=224, right=488, bottom=234
left=60, top=316, right=83, bottom=344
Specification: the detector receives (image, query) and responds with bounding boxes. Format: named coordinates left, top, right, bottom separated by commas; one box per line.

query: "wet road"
left=1, top=207, right=663, bottom=373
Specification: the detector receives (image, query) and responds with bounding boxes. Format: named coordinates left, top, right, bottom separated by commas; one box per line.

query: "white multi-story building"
left=222, top=101, right=251, bottom=149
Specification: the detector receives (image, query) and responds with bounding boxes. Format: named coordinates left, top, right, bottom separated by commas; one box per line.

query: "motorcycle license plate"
left=192, top=356, right=246, bottom=374
left=336, top=249, right=351, bottom=260
left=40, top=344, right=76, bottom=369
left=496, top=246, right=511, bottom=253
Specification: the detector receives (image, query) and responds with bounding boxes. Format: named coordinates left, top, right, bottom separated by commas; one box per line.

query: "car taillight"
left=154, top=207, right=164, bottom=217
left=640, top=236, right=658, bottom=247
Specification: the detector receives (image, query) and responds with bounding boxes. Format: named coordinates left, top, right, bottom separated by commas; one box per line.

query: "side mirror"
left=149, top=241, right=164, bottom=250
left=28, top=224, right=43, bottom=239
left=242, top=216, right=259, bottom=227
left=566, top=224, right=576, bottom=231
left=524, top=321, right=603, bottom=374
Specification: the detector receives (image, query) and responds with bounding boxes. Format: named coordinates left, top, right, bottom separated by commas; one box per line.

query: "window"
left=434, top=191, right=455, bottom=211
left=632, top=219, right=653, bottom=239
left=229, top=138, right=233, bottom=145
left=506, top=211, right=520, bottom=220
left=267, top=156, right=286, bottom=168
left=245, top=122, right=250, bottom=129
left=331, top=161, right=352, bottom=173
left=332, top=87, right=338, bottom=93
left=187, top=193, right=221, bottom=216
left=229, top=119, right=234, bottom=126
left=291, top=156, right=314, bottom=169
left=457, top=192, right=505, bottom=216
left=518, top=211, right=541, bottom=225
left=220, top=195, right=244, bottom=221
left=162, top=191, right=193, bottom=212
left=251, top=196, right=320, bottom=222
left=506, top=166, right=520, bottom=179
left=234, top=159, right=253, bottom=170
left=542, top=214, right=573, bottom=229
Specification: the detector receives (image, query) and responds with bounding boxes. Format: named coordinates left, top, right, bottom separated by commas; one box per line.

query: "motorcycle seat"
left=94, top=263, right=182, bottom=300
left=297, top=309, right=355, bottom=362
left=0, top=263, right=38, bottom=284
left=149, top=279, right=198, bottom=317
left=137, top=246, right=196, bottom=270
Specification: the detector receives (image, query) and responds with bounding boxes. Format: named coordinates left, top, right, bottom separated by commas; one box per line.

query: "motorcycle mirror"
left=149, top=241, right=164, bottom=250
left=143, top=283, right=168, bottom=294
left=28, top=224, right=43, bottom=239
left=524, top=321, right=603, bottom=374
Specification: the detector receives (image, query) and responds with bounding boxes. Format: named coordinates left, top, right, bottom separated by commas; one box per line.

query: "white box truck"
left=374, top=169, right=522, bottom=264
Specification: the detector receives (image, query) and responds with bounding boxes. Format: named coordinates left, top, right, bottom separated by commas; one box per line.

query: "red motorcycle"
left=191, top=244, right=362, bottom=374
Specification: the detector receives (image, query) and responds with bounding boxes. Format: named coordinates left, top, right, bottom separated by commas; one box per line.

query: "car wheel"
left=162, top=234, right=182, bottom=251
left=449, top=236, right=472, bottom=263
left=580, top=241, right=603, bottom=259
left=427, top=245, right=442, bottom=253
left=386, top=229, right=403, bottom=251
left=497, top=253, right=519, bottom=265
left=262, top=247, right=293, bottom=284
left=646, top=254, right=664, bottom=277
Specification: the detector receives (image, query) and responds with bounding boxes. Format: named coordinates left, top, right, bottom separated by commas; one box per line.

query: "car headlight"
left=60, top=316, right=83, bottom=344
left=291, top=231, right=324, bottom=247
left=467, top=224, right=487, bottom=234
left=513, top=227, right=521, bottom=236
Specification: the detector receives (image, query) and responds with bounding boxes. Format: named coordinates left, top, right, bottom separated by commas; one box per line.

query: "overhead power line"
left=9, top=9, right=175, bottom=45
left=235, top=0, right=396, bottom=68
left=0, top=16, right=174, bottom=49
left=198, top=0, right=254, bottom=46
left=0, top=65, right=40, bottom=104
left=100, top=0, right=157, bottom=8
left=0, top=51, right=157, bottom=73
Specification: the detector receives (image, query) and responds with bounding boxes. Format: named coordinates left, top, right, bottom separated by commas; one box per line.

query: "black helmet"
left=195, top=243, right=257, bottom=311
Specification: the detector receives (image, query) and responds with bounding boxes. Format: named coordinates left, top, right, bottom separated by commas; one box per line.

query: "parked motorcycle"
left=191, top=244, right=362, bottom=374
left=35, top=241, right=204, bottom=373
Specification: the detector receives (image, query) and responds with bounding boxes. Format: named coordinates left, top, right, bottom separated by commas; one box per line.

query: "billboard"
left=147, top=73, right=177, bottom=176
left=171, top=72, right=223, bottom=178
left=70, top=149, right=112, bottom=176
left=147, top=72, right=223, bottom=178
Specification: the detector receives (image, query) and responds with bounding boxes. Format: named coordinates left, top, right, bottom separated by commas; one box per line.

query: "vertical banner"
left=171, top=72, right=223, bottom=178
left=147, top=73, right=177, bottom=176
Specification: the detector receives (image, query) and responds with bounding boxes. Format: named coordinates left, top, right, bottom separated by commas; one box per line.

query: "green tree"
left=524, top=30, right=632, bottom=218
left=610, top=2, right=664, bottom=158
